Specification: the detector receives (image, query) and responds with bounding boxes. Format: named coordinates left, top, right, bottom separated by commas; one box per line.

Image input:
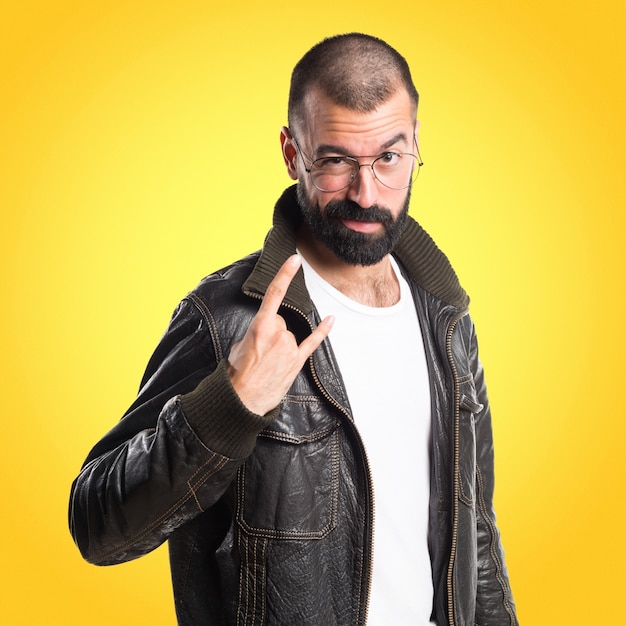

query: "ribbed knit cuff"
left=179, top=359, right=279, bottom=459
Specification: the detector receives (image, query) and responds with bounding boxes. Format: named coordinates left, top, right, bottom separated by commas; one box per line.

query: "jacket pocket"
left=236, top=397, right=340, bottom=540
left=458, top=378, right=483, bottom=507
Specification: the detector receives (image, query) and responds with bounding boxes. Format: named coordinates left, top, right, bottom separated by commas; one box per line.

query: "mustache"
left=324, top=199, right=394, bottom=226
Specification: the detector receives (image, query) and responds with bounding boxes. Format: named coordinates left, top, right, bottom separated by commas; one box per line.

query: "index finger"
left=258, top=254, right=302, bottom=316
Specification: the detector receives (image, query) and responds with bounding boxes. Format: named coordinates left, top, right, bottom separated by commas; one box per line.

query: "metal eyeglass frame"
left=291, top=134, right=423, bottom=192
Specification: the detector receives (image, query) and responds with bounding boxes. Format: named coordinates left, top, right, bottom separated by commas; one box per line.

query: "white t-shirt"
left=299, top=253, right=435, bottom=625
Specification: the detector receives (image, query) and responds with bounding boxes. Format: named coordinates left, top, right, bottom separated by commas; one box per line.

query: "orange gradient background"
left=1, top=1, right=624, bottom=624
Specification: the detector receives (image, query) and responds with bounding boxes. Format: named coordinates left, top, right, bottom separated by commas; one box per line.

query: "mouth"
left=339, top=218, right=383, bottom=234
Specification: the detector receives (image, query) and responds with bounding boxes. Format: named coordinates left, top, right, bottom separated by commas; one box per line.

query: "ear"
left=280, top=126, right=299, bottom=181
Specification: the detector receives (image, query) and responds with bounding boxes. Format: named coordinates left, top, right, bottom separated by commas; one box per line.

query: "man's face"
left=283, top=88, right=417, bottom=266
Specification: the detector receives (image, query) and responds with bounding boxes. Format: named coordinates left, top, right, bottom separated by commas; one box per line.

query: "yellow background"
left=2, top=1, right=624, bottom=624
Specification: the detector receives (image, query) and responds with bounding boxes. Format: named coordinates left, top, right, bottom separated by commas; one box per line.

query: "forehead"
left=299, top=88, right=416, bottom=154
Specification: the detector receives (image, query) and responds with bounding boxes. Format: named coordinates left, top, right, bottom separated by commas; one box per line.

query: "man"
left=69, top=33, right=518, bottom=625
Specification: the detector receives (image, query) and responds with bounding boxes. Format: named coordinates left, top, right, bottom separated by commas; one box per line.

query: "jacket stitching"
left=458, top=412, right=476, bottom=508
left=92, top=453, right=228, bottom=562
left=258, top=424, right=338, bottom=444
left=237, top=532, right=246, bottom=626
left=459, top=485, right=475, bottom=508
left=476, top=466, right=517, bottom=625
left=249, top=537, right=259, bottom=626
left=257, top=537, right=267, bottom=625
left=237, top=533, right=267, bottom=626
left=186, top=454, right=229, bottom=512
left=458, top=386, right=480, bottom=507
left=236, top=430, right=340, bottom=539
left=185, top=293, right=224, bottom=362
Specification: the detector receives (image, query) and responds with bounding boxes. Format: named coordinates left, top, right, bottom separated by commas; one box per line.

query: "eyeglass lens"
left=310, top=154, right=419, bottom=192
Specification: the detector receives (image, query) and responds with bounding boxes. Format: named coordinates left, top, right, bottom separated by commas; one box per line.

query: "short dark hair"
left=288, top=33, right=419, bottom=132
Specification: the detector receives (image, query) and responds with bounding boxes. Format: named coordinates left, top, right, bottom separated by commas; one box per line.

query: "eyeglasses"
left=292, top=136, right=423, bottom=193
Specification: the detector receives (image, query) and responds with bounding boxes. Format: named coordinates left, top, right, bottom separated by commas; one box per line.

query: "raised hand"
left=227, top=255, right=334, bottom=416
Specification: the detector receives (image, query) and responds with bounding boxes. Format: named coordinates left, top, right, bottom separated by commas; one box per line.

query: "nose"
left=346, top=163, right=378, bottom=208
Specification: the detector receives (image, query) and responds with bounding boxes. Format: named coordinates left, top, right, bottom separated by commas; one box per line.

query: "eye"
left=377, top=152, right=402, bottom=167
left=313, top=156, right=354, bottom=173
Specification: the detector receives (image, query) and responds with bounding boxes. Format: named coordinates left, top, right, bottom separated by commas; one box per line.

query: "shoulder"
left=187, top=251, right=261, bottom=307
left=179, top=251, right=263, bottom=347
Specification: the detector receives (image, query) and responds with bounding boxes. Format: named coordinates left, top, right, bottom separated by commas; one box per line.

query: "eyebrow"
left=314, top=132, right=410, bottom=157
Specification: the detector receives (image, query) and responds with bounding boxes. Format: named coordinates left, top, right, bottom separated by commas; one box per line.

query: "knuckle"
left=265, top=283, right=283, bottom=300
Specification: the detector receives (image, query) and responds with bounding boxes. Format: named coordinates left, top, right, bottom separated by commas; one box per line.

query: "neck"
left=296, top=227, right=400, bottom=307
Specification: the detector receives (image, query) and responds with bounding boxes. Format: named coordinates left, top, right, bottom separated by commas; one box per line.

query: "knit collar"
left=242, top=185, right=469, bottom=312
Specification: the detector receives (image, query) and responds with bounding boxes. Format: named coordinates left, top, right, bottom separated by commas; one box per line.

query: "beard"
left=296, top=182, right=411, bottom=266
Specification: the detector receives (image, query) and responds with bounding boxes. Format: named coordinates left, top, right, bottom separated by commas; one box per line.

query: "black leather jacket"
left=69, top=186, right=518, bottom=625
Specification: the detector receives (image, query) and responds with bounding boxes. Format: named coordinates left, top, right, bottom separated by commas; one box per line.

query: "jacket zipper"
left=306, top=351, right=375, bottom=626
left=250, top=295, right=375, bottom=625
left=444, top=309, right=468, bottom=626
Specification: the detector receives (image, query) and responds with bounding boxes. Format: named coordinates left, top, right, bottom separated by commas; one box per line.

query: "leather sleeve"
left=68, top=297, right=276, bottom=566
left=469, top=321, right=519, bottom=625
